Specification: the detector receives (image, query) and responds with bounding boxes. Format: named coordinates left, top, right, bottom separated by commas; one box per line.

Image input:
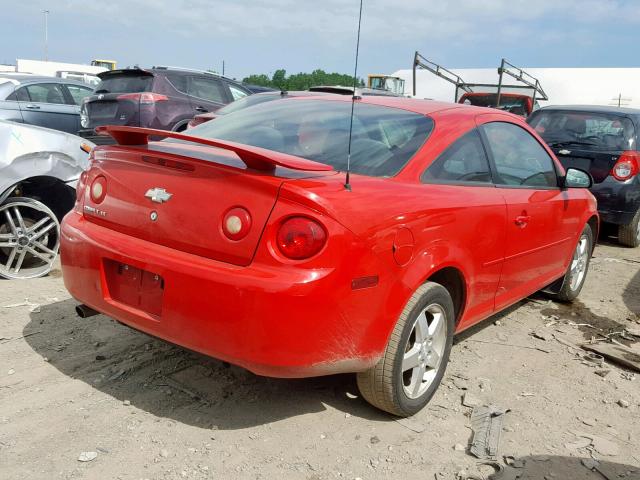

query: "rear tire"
left=548, top=224, right=593, bottom=302
left=618, top=209, right=640, bottom=248
left=357, top=282, right=454, bottom=417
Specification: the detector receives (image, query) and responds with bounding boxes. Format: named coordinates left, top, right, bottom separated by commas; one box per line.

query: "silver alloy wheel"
left=0, top=199, right=60, bottom=279
left=569, top=234, right=589, bottom=291
left=401, top=303, right=448, bottom=399
left=636, top=217, right=640, bottom=242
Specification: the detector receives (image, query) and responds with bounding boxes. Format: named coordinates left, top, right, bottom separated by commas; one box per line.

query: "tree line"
left=242, top=69, right=365, bottom=90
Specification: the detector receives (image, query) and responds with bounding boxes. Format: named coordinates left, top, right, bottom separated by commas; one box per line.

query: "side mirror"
left=563, top=167, right=593, bottom=189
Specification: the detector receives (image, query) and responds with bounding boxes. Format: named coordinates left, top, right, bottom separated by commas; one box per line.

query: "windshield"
left=529, top=110, right=636, bottom=151
left=216, top=93, right=282, bottom=115
left=95, top=73, right=153, bottom=94
left=185, top=99, right=434, bottom=177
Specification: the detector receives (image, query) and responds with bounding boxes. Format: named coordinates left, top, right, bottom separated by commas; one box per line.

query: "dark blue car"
left=0, top=75, right=93, bottom=134
left=529, top=105, right=640, bottom=247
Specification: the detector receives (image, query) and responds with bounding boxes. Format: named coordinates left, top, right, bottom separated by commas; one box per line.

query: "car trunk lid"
left=552, top=147, right=624, bottom=183
left=82, top=127, right=334, bottom=266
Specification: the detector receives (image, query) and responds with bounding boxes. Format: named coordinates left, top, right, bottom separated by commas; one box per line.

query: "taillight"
left=222, top=207, right=251, bottom=241
left=116, top=92, right=168, bottom=104
left=90, top=176, right=107, bottom=204
left=611, top=151, right=639, bottom=181
left=276, top=217, right=327, bottom=260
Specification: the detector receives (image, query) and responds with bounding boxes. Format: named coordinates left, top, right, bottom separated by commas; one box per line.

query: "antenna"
left=345, top=0, right=364, bottom=191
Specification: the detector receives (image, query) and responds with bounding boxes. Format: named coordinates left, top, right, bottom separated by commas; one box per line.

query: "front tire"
left=549, top=224, right=593, bottom=302
left=618, top=209, right=640, bottom=248
left=357, top=282, right=454, bottom=417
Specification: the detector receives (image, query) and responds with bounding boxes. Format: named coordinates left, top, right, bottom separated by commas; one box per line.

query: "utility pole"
left=43, top=10, right=50, bottom=61
left=222, top=60, right=225, bottom=77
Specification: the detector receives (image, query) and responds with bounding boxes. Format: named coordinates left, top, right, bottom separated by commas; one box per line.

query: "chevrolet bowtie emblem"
left=145, top=187, right=173, bottom=204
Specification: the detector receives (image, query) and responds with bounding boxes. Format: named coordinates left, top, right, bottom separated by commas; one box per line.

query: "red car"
left=60, top=96, right=598, bottom=416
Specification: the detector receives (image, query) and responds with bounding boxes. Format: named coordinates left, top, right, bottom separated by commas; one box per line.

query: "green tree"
left=241, top=69, right=364, bottom=90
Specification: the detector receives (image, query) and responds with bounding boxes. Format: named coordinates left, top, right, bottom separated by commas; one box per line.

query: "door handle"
left=195, top=106, right=208, bottom=112
left=514, top=215, right=531, bottom=228
left=25, top=104, right=41, bottom=110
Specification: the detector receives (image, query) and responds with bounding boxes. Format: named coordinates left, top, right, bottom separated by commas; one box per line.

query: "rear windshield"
left=185, top=99, right=434, bottom=177
left=95, top=73, right=153, bottom=94
left=529, top=110, right=636, bottom=151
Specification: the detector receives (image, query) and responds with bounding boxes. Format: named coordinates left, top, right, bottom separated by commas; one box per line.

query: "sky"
left=1, top=0, right=639, bottom=80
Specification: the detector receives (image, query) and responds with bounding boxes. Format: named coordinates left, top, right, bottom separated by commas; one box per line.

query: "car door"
left=187, top=76, right=229, bottom=115
left=17, top=82, right=79, bottom=133
left=479, top=118, right=575, bottom=310
left=421, top=127, right=507, bottom=326
left=0, top=84, right=26, bottom=123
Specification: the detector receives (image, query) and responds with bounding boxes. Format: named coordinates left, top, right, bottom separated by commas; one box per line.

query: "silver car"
left=0, top=75, right=94, bottom=134
left=0, top=120, right=93, bottom=279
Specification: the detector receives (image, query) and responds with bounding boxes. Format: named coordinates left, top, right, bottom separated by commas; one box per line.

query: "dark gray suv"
left=78, top=67, right=252, bottom=144
left=0, top=75, right=94, bottom=134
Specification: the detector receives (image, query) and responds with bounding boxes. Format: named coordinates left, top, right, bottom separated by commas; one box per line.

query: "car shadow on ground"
left=487, top=455, right=640, bottom=479
left=24, top=298, right=390, bottom=430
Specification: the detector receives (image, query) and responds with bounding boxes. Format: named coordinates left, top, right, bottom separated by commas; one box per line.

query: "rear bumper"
left=60, top=213, right=384, bottom=378
left=591, top=176, right=640, bottom=225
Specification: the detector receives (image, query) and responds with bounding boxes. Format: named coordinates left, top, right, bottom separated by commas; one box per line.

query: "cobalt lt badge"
left=145, top=187, right=172, bottom=204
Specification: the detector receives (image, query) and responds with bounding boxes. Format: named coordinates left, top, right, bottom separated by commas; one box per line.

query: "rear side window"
left=528, top=110, right=636, bottom=151
left=66, top=84, right=93, bottom=105
left=188, top=77, right=226, bottom=104
left=421, top=129, right=491, bottom=184
left=25, top=83, right=66, bottom=104
left=165, top=73, right=188, bottom=94
left=95, top=74, right=153, bottom=93
left=186, top=99, right=434, bottom=177
left=229, top=84, right=249, bottom=101
left=482, top=122, right=558, bottom=188
left=6, top=87, right=30, bottom=101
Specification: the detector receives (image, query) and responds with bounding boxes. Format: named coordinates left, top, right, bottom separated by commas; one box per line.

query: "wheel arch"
left=1, top=176, right=75, bottom=221
left=424, top=266, right=467, bottom=327
left=587, top=214, right=599, bottom=252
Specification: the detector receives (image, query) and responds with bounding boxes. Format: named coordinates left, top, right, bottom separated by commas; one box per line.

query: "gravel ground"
left=0, top=238, right=639, bottom=480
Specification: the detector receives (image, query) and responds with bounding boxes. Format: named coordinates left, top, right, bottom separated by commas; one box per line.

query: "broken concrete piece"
left=617, top=399, right=630, bottom=408
left=564, top=437, right=591, bottom=450
left=470, top=405, right=508, bottom=460
left=581, top=458, right=600, bottom=470
left=462, top=392, right=481, bottom=408
left=576, top=433, right=620, bottom=457
left=78, top=451, right=98, bottom=462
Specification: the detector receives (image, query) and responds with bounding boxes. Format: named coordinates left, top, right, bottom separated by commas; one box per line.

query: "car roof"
left=0, top=74, right=90, bottom=87
left=288, top=94, right=487, bottom=116
left=537, top=104, right=640, bottom=115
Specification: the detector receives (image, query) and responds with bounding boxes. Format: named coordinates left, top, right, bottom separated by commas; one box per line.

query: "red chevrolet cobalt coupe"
left=61, top=96, right=597, bottom=416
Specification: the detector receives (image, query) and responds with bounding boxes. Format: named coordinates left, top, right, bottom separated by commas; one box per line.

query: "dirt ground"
left=1, top=236, right=639, bottom=480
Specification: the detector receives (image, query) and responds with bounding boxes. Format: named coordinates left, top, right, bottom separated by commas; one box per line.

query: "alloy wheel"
left=0, top=199, right=60, bottom=279
left=401, top=303, right=448, bottom=399
left=569, top=234, right=589, bottom=291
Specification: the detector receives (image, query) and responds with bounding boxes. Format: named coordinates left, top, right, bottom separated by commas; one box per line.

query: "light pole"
left=43, top=10, right=49, bottom=61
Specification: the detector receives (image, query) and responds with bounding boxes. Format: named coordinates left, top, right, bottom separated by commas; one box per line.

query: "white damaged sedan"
left=0, top=120, right=93, bottom=279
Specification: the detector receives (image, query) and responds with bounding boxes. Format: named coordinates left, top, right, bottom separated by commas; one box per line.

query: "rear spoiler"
left=96, top=125, right=333, bottom=172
